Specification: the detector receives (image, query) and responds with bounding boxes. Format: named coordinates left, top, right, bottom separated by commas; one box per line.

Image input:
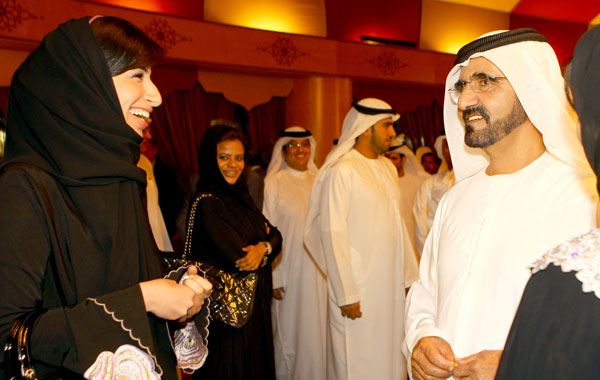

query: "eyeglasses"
left=448, top=73, right=506, bottom=104
left=285, top=140, right=311, bottom=150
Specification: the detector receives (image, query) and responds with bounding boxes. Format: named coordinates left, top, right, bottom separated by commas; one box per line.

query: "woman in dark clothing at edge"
left=0, top=16, right=211, bottom=379
left=495, top=25, right=600, bottom=380
left=188, top=125, right=282, bottom=380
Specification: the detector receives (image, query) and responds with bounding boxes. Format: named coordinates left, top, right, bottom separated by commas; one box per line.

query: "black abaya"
left=187, top=126, right=283, bottom=380
left=496, top=265, right=600, bottom=379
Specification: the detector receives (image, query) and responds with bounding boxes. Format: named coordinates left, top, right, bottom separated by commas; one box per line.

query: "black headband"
left=389, top=144, right=405, bottom=151
left=455, top=28, right=548, bottom=65
left=280, top=130, right=312, bottom=138
left=351, top=101, right=397, bottom=116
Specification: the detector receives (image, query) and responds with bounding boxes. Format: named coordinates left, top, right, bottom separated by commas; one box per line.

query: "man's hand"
left=452, top=350, right=502, bottom=380
left=411, top=336, right=456, bottom=380
left=273, top=287, right=285, bottom=300
left=340, top=302, right=361, bottom=319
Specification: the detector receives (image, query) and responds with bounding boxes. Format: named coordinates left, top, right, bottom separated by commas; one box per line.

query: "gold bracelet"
left=260, top=255, right=268, bottom=267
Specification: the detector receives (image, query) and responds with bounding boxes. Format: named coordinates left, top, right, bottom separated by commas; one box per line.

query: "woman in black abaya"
left=188, top=125, right=282, bottom=380
left=0, top=16, right=211, bottom=379
left=495, top=25, right=600, bottom=380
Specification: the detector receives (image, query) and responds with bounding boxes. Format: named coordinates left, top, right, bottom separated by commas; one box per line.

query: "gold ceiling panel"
left=435, top=0, right=520, bottom=13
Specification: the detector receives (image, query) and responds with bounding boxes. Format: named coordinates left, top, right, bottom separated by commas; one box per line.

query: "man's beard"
left=370, top=131, right=390, bottom=155
left=463, top=99, right=528, bottom=148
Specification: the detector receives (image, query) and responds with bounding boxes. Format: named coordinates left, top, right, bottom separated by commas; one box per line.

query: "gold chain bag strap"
left=184, top=193, right=258, bottom=328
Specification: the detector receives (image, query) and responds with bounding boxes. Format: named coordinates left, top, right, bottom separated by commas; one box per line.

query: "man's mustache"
left=462, top=105, right=491, bottom=125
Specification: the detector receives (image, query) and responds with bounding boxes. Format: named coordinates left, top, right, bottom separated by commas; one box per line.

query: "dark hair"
left=421, top=152, right=435, bottom=162
left=196, top=125, right=248, bottom=172
left=216, top=126, right=246, bottom=146
left=90, top=16, right=164, bottom=76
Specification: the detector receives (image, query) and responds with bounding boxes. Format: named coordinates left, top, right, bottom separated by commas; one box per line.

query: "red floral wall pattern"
left=257, top=37, right=310, bottom=67
left=0, top=0, right=40, bottom=32
left=144, top=18, right=191, bottom=51
left=365, top=50, right=409, bottom=77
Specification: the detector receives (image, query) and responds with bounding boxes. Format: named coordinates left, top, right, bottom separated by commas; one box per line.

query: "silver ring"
left=179, top=274, right=192, bottom=284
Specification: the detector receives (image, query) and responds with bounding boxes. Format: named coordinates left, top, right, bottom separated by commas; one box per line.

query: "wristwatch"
left=261, top=241, right=273, bottom=255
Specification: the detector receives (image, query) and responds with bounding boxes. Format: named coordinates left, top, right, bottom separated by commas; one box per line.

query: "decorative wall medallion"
left=366, top=50, right=409, bottom=76
left=144, top=19, right=191, bottom=51
left=258, top=37, right=309, bottom=67
left=0, top=0, right=40, bottom=32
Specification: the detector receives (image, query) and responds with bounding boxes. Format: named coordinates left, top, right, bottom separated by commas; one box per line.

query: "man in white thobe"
left=137, top=128, right=173, bottom=252
left=263, top=126, right=327, bottom=380
left=404, top=29, right=598, bottom=380
left=412, top=136, right=454, bottom=254
left=385, top=137, right=425, bottom=262
left=305, top=98, right=419, bottom=380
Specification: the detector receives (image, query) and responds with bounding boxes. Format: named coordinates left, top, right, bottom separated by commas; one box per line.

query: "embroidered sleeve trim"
left=164, top=265, right=211, bottom=373
left=84, top=344, right=161, bottom=380
left=87, top=297, right=163, bottom=376
left=530, top=228, right=600, bottom=299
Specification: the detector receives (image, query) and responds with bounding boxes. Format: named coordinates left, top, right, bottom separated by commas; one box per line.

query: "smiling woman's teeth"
left=129, top=108, right=152, bottom=123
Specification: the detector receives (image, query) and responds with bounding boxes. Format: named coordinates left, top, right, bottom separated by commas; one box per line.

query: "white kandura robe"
left=397, top=171, right=425, bottom=261
left=137, top=154, right=173, bottom=252
left=263, top=167, right=327, bottom=380
left=404, top=152, right=597, bottom=376
left=318, top=149, right=418, bottom=380
left=412, top=170, right=454, bottom=254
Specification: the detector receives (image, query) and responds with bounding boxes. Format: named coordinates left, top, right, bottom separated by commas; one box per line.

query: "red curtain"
left=247, top=97, right=287, bottom=166
left=398, top=99, right=444, bottom=150
left=0, top=87, right=9, bottom=119
left=151, top=82, right=240, bottom=191
left=152, top=83, right=287, bottom=191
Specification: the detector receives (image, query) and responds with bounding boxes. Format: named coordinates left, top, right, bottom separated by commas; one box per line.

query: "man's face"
left=456, top=57, right=529, bottom=148
left=370, top=117, right=396, bottom=155
left=442, top=139, right=452, bottom=166
left=384, top=151, right=405, bottom=173
left=140, top=127, right=158, bottom=160
left=421, top=153, right=438, bottom=174
left=283, top=138, right=311, bottom=171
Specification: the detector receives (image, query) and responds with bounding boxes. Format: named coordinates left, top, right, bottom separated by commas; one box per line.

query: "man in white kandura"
left=412, top=135, right=454, bottom=255
left=404, top=29, right=598, bottom=380
left=263, top=126, right=327, bottom=380
left=137, top=127, right=173, bottom=252
left=385, top=136, right=426, bottom=262
left=305, top=98, right=419, bottom=380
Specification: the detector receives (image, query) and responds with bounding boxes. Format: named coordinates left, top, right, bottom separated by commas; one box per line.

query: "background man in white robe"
left=385, top=136, right=425, bottom=262
left=404, top=29, right=598, bottom=380
left=434, top=135, right=449, bottom=173
left=137, top=127, right=173, bottom=252
left=305, top=98, right=419, bottom=380
left=412, top=136, right=454, bottom=254
left=263, top=126, right=327, bottom=380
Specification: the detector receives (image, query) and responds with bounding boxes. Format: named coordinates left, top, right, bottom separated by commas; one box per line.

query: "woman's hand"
left=180, top=265, right=213, bottom=303
left=236, top=243, right=266, bottom=271
left=140, top=266, right=212, bottom=322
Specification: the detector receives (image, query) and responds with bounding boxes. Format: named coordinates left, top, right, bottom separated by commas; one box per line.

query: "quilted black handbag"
left=178, top=193, right=258, bottom=328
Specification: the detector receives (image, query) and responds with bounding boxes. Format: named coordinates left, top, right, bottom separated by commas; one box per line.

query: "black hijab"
left=195, top=125, right=267, bottom=226
left=569, top=24, right=600, bottom=194
left=2, top=17, right=161, bottom=299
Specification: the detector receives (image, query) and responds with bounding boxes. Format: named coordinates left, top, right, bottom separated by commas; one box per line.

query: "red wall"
left=325, top=0, right=421, bottom=44
left=510, top=14, right=587, bottom=65
left=353, top=81, right=444, bottom=114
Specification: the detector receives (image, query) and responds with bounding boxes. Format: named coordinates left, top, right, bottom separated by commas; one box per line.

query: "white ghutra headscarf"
left=444, top=28, right=594, bottom=184
left=265, top=126, right=318, bottom=179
